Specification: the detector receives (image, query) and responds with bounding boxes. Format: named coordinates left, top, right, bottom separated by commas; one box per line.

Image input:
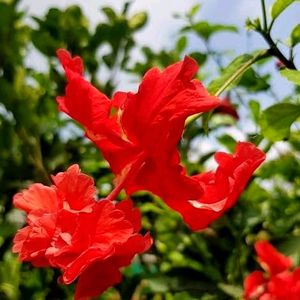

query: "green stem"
left=260, top=31, right=297, bottom=70
left=260, top=0, right=268, bottom=31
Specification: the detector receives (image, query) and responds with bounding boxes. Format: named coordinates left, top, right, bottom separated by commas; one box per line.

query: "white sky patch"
left=266, top=141, right=292, bottom=161
left=236, top=0, right=262, bottom=22
left=20, top=0, right=196, bottom=49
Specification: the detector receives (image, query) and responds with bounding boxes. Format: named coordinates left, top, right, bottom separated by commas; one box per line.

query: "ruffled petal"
left=51, top=164, right=96, bottom=212
left=116, top=199, right=142, bottom=232
left=244, top=271, right=267, bottom=300
left=57, top=50, right=221, bottom=198
left=164, top=142, right=265, bottom=230
left=74, top=259, right=122, bottom=300
left=13, top=183, right=58, bottom=214
left=57, top=48, right=84, bottom=77
left=13, top=213, right=56, bottom=267
left=255, top=241, right=293, bottom=276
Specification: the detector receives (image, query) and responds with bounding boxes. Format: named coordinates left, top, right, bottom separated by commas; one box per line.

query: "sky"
left=18, top=0, right=300, bottom=163
left=19, top=0, right=300, bottom=96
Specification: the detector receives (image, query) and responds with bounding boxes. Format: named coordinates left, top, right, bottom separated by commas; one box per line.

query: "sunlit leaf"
left=291, top=24, right=300, bottom=46
left=208, top=54, right=253, bottom=95
left=176, top=36, right=187, bottom=53
left=271, top=0, right=298, bottom=20
left=187, top=4, right=201, bottom=18
left=128, top=12, right=147, bottom=30
left=280, top=69, right=300, bottom=85
left=218, top=283, right=243, bottom=298
left=260, top=103, right=300, bottom=141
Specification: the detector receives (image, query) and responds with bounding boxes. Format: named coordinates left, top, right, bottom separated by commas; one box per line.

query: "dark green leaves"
left=260, top=103, right=300, bottom=141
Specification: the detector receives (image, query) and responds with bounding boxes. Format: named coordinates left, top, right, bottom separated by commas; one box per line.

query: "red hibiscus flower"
left=214, top=96, right=239, bottom=120
left=12, top=165, right=152, bottom=299
left=56, top=49, right=221, bottom=201
left=244, top=241, right=300, bottom=300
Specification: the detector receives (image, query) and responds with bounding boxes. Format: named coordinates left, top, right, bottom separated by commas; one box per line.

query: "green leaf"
left=128, top=12, right=147, bottom=30
left=278, top=236, right=300, bottom=256
left=217, top=134, right=237, bottom=152
left=189, top=51, right=207, bottom=65
left=249, top=100, right=261, bottom=123
left=218, top=283, right=243, bottom=298
left=291, top=24, right=300, bottom=46
left=208, top=54, right=253, bottom=95
left=271, top=0, right=296, bottom=20
left=187, top=4, right=201, bottom=18
left=280, top=69, right=300, bottom=85
left=102, top=7, right=117, bottom=21
left=260, top=103, right=300, bottom=141
left=190, top=21, right=237, bottom=40
left=176, top=36, right=187, bottom=53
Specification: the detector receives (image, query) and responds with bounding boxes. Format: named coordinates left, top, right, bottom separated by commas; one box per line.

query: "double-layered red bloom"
left=56, top=49, right=221, bottom=200
left=57, top=49, right=265, bottom=230
left=13, top=165, right=152, bottom=299
left=244, top=241, right=300, bottom=300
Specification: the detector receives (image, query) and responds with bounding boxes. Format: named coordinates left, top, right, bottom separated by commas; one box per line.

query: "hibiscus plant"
left=0, top=0, right=300, bottom=299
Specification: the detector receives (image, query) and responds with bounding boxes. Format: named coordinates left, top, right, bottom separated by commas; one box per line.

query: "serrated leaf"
left=280, top=69, right=300, bottom=85
left=208, top=54, right=253, bottom=95
left=271, top=0, right=298, bottom=20
left=291, top=24, right=300, bottom=46
left=260, top=103, right=300, bottom=141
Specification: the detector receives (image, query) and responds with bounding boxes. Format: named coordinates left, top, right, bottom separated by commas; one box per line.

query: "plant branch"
left=260, top=0, right=268, bottom=31
left=259, top=31, right=297, bottom=70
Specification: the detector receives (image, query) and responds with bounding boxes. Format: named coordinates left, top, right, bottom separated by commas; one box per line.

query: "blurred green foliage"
left=0, top=0, right=300, bottom=299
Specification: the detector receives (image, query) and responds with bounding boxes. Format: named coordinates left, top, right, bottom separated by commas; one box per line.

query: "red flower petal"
left=51, top=164, right=96, bottom=212
left=74, top=259, right=122, bottom=300
left=116, top=199, right=142, bottom=232
left=57, top=48, right=84, bottom=77
left=57, top=49, right=221, bottom=198
left=164, top=142, right=265, bottom=230
left=244, top=271, right=267, bottom=299
left=267, top=270, right=300, bottom=299
left=73, top=233, right=152, bottom=299
left=13, top=183, right=58, bottom=214
left=13, top=213, right=56, bottom=267
left=255, top=241, right=293, bottom=276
